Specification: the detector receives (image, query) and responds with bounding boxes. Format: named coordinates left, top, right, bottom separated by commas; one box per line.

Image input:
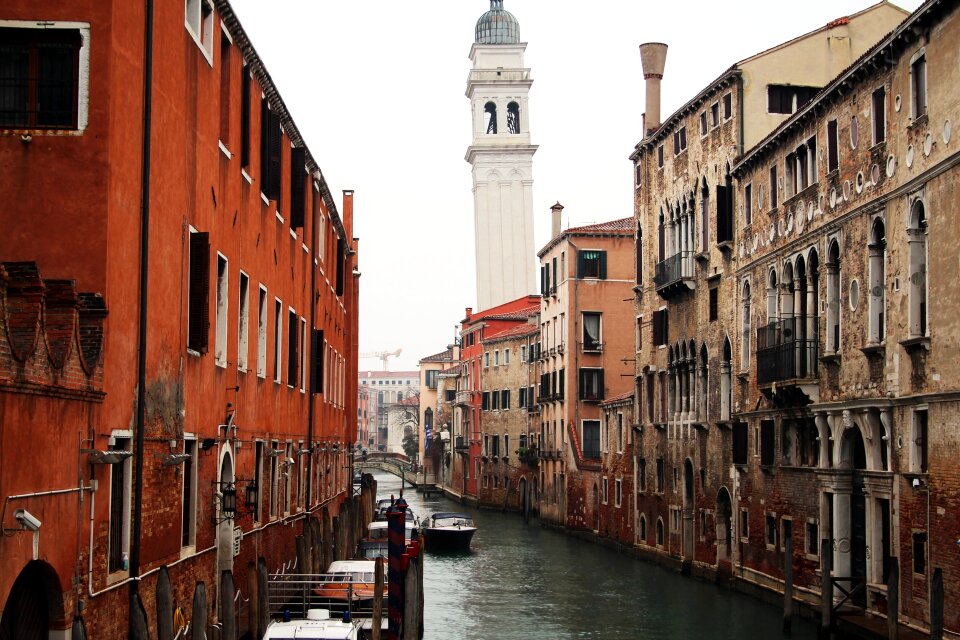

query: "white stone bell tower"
left=466, top=0, right=537, bottom=311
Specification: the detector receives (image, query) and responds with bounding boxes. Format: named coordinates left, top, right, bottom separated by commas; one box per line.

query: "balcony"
left=454, top=436, right=468, bottom=452
left=654, top=252, right=695, bottom=298
left=756, top=319, right=820, bottom=403
left=455, top=390, right=472, bottom=407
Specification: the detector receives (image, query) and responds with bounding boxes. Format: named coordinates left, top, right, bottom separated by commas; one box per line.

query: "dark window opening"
left=187, top=232, right=211, bottom=353
left=760, top=420, right=775, bottom=466
left=310, top=329, right=324, bottom=394
left=733, top=422, right=748, bottom=465
left=911, top=55, right=926, bottom=119
left=108, top=437, right=130, bottom=572
left=767, top=84, right=819, bottom=114
left=582, top=420, right=601, bottom=459
left=507, top=101, right=520, bottom=134
left=287, top=310, right=298, bottom=387
left=723, top=93, right=732, bottom=120
left=827, top=119, right=839, bottom=173
left=289, top=147, right=306, bottom=229
left=484, top=101, right=497, bottom=134
left=656, top=457, right=665, bottom=493
left=260, top=98, right=282, bottom=201
left=913, top=532, right=927, bottom=574
left=770, top=165, right=778, bottom=209
left=577, top=250, right=607, bottom=279
left=578, top=368, right=604, bottom=402
left=709, top=287, right=719, bottom=322
left=872, top=87, right=886, bottom=145
left=240, top=66, right=251, bottom=167
left=0, top=27, right=81, bottom=129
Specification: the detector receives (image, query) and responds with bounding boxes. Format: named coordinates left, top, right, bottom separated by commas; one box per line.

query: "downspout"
left=130, top=0, right=154, bottom=614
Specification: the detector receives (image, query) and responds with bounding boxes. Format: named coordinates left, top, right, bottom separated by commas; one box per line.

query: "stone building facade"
left=536, top=210, right=636, bottom=530
left=478, top=323, right=539, bottom=511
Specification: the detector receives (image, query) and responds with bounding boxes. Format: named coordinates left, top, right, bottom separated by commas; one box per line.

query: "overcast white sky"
left=229, top=0, right=921, bottom=371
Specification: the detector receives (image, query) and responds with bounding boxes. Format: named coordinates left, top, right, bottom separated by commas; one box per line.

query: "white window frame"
left=614, top=478, right=622, bottom=508
left=238, top=271, right=250, bottom=371
left=300, top=317, right=307, bottom=393
left=215, top=253, right=229, bottom=368
left=257, top=285, right=268, bottom=377
left=184, top=0, right=215, bottom=64
left=181, top=436, right=198, bottom=551
left=909, top=48, right=927, bottom=121
left=273, top=298, right=283, bottom=384
left=107, top=431, right=133, bottom=578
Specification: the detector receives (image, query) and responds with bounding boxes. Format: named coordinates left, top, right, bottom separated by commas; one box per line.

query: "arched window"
left=720, top=338, right=732, bottom=421
left=826, top=240, right=842, bottom=353
left=635, top=224, right=643, bottom=285
left=698, top=343, right=708, bottom=423
left=658, top=208, right=666, bottom=262
left=484, top=102, right=498, bottom=134
left=507, top=101, right=520, bottom=134
left=766, top=268, right=779, bottom=323
left=807, top=249, right=820, bottom=370
left=868, top=218, right=887, bottom=344
left=639, top=514, right=647, bottom=543
left=656, top=518, right=665, bottom=546
left=908, top=200, right=927, bottom=337
left=741, top=282, right=752, bottom=371
left=424, top=407, right=433, bottom=432
left=700, top=178, right=710, bottom=251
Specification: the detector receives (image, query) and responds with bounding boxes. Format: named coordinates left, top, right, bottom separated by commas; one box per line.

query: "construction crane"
left=360, top=348, right=402, bottom=371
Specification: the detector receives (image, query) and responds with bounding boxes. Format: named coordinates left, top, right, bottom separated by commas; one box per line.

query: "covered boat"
left=421, top=512, right=476, bottom=552
left=262, top=608, right=359, bottom=639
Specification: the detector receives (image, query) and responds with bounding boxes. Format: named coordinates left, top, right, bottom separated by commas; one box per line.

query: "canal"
left=372, top=471, right=817, bottom=640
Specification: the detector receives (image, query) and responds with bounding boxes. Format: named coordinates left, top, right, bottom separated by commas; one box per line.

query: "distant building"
left=358, top=371, right=419, bottom=451
left=418, top=347, right=459, bottom=482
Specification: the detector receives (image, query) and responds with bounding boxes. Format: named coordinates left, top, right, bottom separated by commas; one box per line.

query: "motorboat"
left=262, top=608, right=359, bottom=639
left=355, top=540, right=388, bottom=560
left=421, top=512, right=476, bottom=552
left=374, top=500, right=415, bottom=522
left=312, top=560, right=383, bottom=603
left=365, top=520, right=417, bottom=543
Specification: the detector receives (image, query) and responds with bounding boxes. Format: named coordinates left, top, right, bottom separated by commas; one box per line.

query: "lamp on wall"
left=244, top=483, right=258, bottom=510
left=214, top=482, right=237, bottom=523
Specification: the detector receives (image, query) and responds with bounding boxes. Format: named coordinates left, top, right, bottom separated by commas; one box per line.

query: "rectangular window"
left=520, top=345, right=527, bottom=362
left=709, top=287, right=718, bottom=322
left=657, top=144, right=664, bottom=168
left=299, top=318, right=306, bottom=393
left=582, top=312, right=602, bottom=351
left=425, top=370, right=438, bottom=389
left=699, top=112, right=708, bottom=136
left=484, top=352, right=490, bottom=368
left=913, top=532, right=927, bottom=574
left=744, top=183, right=752, bottom=225
left=760, top=420, right=775, bottom=466
left=238, top=272, right=249, bottom=371
left=827, top=119, right=839, bottom=173
left=253, top=441, right=264, bottom=522
left=912, top=409, right=928, bottom=473
left=767, top=85, right=818, bottom=114
left=240, top=65, right=251, bottom=167
left=740, top=508, right=750, bottom=541
left=733, top=422, right=748, bottom=465
left=491, top=389, right=500, bottom=410
left=504, top=348, right=510, bottom=364
left=219, top=32, right=231, bottom=144
left=108, top=436, right=131, bottom=572
left=0, top=26, right=84, bottom=130
left=635, top=162, right=642, bottom=188
left=185, top=0, right=214, bottom=57
left=602, top=477, right=609, bottom=504
left=494, top=350, right=500, bottom=366
left=310, top=329, right=324, bottom=394
left=181, top=439, right=197, bottom=547
left=656, top=457, right=665, bottom=493
left=872, top=87, right=886, bottom=145
left=651, top=308, right=669, bottom=347
left=765, top=513, right=777, bottom=547
left=578, top=368, right=604, bottom=401
left=273, top=299, right=282, bottom=383
left=723, top=93, right=732, bottom=120
left=503, top=435, right=509, bottom=460
left=290, top=147, right=306, bottom=229
left=617, top=413, right=624, bottom=453
left=639, top=458, right=647, bottom=492
left=582, top=420, right=601, bottom=459
left=187, top=231, right=210, bottom=353
left=257, top=286, right=267, bottom=377
left=673, top=126, right=687, bottom=154
left=577, top=250, right=607, bottom=279
left=481, top=391, right=490, bottom=411
left=806, top=520, right=819, bottom=556
left=911, top=54, right=927, bottom=119
left=769, top=165, right=778, bottom=209
left=710, top=102, right=720, bottom=128
left=215, top=254, right=228, bottom=367
left=501, top=389, right=510, bottom=410
left=518, top=386, right=527, bottom=408
left=636, top=316, right=643, bottom=351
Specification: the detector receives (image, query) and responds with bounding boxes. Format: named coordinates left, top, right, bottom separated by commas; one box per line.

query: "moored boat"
left=421, top=512, right=476, bottom=552
left=262, top=608, right=359, bottom=639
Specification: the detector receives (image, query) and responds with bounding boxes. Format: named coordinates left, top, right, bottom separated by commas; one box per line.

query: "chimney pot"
left=550, top=202, right=564, bottom=238
left=639, top=43, right=668, bottom=135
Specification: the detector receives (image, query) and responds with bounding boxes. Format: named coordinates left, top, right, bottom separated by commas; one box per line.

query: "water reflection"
left=373, top=472, right=814, bottom=640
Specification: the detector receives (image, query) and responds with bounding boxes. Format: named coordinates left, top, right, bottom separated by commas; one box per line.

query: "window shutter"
left=311, top=329, right=324, bottom=394
left=290, top=147, right=306, bottom=229
left=599, top=251, right=608, bottom=280
left=240, top=69, right=251, bottom=167
left=188, top=232, right=210, bottom=353
left=716, top=185, right=728, bottom=243
left=260, top=99, right=272, bottom=194
left=335, top=236, right=345, bottom=296
left=287, top=315, right=298, bottom=387
left=651, top=310, right=662, bottom=347
left=540, top=266, right=545, bottom=295
left=576, top=251, right=585, bottom=278
left=598, top=369, right=605, bottom=400
left=268, top=110, right=282, bottom=201
left=558, top=368, right=565, bottom=400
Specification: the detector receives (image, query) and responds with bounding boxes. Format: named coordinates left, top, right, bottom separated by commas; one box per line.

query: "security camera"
left=14, top=509, right=41, bottom=532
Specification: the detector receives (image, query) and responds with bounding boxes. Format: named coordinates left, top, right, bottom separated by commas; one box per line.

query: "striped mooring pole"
left=387, top=496, right=407, bottom=640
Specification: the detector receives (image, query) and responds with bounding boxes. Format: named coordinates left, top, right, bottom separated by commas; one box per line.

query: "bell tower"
left=466, top=0, right=537, bottom=311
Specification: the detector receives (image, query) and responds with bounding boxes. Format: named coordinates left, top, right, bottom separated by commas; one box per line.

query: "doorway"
left=683, top=459, right=694, bottom=559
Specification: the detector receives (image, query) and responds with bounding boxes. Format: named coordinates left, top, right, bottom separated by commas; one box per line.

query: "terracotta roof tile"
left=564, top=217, right=635, bottom=235
left=419, top=348, right=453, bottom=363
left=483, top=323, right=539, bottom=342
left=601, top=390, right=634, bottom=406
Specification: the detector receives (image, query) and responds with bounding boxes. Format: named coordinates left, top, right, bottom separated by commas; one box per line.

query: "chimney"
left=550, top=202, right=564, bottom=238
left=639, top=43, right=668, bottom=135
left=465, top=307, right=472, bottom=321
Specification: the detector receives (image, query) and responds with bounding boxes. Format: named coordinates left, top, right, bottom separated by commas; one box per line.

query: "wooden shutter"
left=259, top=98, right=271, bottom=192
left=576, top=251, right=585, bottom=278
left=599, top=251, right=608, bottom=279
left=598, top=369, right=605, bottom=400
left=558, top=368, right=564, bottom=400
left=311, top=329, right=324, bottom=394
left=290, top=147, right=306, bottom=229
left=240, top=68, right=251, bottom=167
left=188, top=232, right=210, bottom=353
left=269, top=110, right=282, bottom=201
left=651, top=310, right=663, bottom=347
left=716, top=185, right=729, bottom=243
left=335, top=236, right=345, bottom=296
left=287, top=313, right=298, bottom=387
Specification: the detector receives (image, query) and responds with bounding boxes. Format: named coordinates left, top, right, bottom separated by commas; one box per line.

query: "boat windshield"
left=319, top=571, right=375, bottom=583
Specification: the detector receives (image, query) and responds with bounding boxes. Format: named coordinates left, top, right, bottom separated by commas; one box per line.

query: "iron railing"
left=756, top=319, right=819, bottom=384
left=654, top=252, right=694, bottom=290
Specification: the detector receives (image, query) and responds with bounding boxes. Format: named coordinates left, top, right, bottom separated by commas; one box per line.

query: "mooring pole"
left=387, top=496, right=407, bottom=640
left=783, top=534, right=794, bottom=634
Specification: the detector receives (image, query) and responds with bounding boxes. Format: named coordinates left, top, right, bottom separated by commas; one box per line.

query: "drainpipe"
left=130, top=0, right=154, bottom=616
left=306, top=177, right=319, bottom=512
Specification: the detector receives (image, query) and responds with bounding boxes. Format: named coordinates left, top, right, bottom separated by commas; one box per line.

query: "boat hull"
left=422, top=527, right=476, bottom=552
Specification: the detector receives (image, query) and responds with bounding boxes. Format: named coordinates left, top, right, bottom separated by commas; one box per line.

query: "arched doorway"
left=716, top=488, right=733, bottom=563
left=683, top=459, right=695, bottom=559
left=217, top=447, right=236, bottom=578
left=838, top=425, right=868, bottom=607
left=0, top=560, right=66, bottom=639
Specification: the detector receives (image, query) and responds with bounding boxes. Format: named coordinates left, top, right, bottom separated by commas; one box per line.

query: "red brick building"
left=0, top=0, right=358, bottom=637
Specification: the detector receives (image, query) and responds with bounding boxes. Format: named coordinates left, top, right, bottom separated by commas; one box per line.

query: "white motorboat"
left=421, top=512, right=476, bottom=552
left=262, top=608, right=359, bottom=639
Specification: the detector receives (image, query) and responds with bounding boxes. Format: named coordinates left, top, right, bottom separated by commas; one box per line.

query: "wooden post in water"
left=887, top=558, right=899, bottom=640
left=931, top=568, right=944, bottom=640
left=372, top=557, right=384, bottom=640
left=783, top=534, right=794, bottom=634
left=820, top=539, right=832, bottom=639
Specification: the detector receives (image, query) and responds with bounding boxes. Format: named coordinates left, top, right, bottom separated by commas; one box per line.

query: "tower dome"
left=475, top=0, right=520, bottom=45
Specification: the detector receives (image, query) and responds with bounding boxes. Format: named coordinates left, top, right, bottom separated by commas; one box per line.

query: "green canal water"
left=373, top=471, right=816, bottom=640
